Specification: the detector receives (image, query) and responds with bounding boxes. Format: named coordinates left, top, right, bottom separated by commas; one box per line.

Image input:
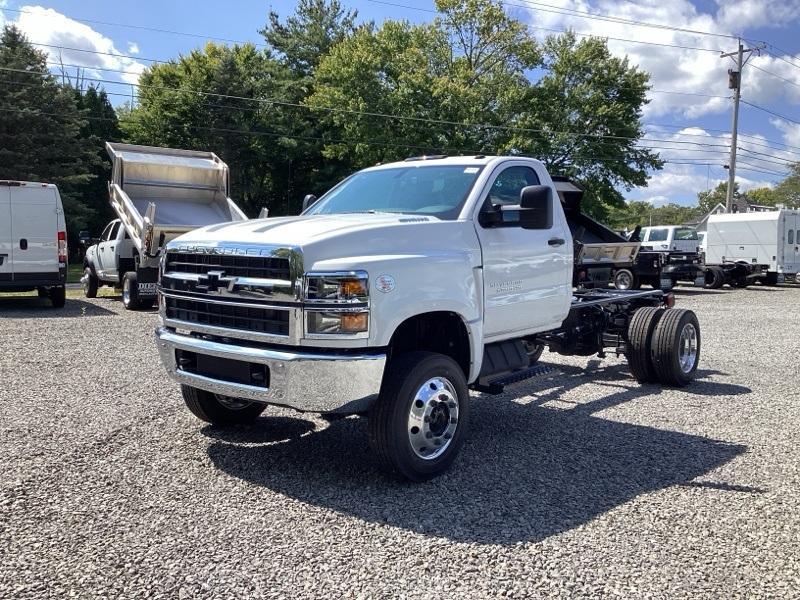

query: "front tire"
left=368, top=351, right=469, bottom=481
left=181, top=385, right=266, bottom=425
left=704, top=266, right=725, bottom=289
left=650, top=309, right=700, bottom=387
left=83, top=267, right=98, bottom=298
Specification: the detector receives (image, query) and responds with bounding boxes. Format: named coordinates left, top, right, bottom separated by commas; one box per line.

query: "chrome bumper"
left=155, top=327, right=386, bottom=413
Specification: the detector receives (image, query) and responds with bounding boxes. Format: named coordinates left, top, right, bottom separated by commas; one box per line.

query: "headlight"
left=307, top=310, right=368, bottom=334
left=304, top=271, right=369, bottom=336
left=305, top=271, right=368, bottom=302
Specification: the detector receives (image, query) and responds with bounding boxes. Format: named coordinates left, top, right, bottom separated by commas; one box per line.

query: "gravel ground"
left=1, top=286, right=799, bottom=598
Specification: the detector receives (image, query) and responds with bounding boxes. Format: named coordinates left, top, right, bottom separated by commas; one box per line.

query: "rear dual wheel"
left=626, top=307, right=700, bottom=387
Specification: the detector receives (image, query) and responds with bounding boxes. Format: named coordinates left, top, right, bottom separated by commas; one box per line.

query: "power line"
left=741, top=99, right=800, bottom=126
left=748, top=63, right=800, bottom=90
left=500, top=0, right=739, bottom=40
left=644, top=122, right=800, bottom=154
left=0, top=6, right=267, bottom=48
left=0, top=66, right=733, bottom=148
left=367, top=0, right=725, bottom=52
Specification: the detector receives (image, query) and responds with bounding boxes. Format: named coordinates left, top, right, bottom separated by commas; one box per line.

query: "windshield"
left=306, top=165, right=484, bottom=220
left=674, top=227, right=699, bottom=240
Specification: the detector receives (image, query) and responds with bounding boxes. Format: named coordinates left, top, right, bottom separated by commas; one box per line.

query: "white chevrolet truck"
left=155, top=156, right=701, bottom=480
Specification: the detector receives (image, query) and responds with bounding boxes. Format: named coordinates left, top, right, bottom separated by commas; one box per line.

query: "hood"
left=169, top=213, right=482, bottom=272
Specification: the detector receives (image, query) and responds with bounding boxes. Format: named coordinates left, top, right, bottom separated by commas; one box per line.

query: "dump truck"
left=82, top=143, right=248, bottom=309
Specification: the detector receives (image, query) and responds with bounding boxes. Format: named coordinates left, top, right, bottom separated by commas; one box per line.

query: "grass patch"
left=67, top=263, right=84, bottom=283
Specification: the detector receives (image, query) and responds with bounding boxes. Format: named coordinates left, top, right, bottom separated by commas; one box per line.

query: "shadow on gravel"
left=206, top=363, right=750, bottom=545
left=0, top=297, right=117, bottom=317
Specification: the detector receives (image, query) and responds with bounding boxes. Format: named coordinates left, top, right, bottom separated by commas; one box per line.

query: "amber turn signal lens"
left=340, top=278, right=368, bottom=298
left=340, top=313, right=368, bottom=333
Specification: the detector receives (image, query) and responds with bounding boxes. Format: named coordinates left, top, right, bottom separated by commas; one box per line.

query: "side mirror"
left=519, top=185, right=553, bottom=230
left=302, top=194, right=318, bottom=212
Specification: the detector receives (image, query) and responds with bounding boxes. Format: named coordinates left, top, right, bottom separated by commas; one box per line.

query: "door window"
left=647, top=228, right=669, bottom=242
left=105, top=221, right=120, bottom=242
left=481, top=166, right=541, bottom=227
left=789, top=229, right=795, bottom=245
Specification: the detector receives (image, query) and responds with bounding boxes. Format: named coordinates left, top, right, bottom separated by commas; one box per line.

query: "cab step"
left=472, top=364, right=558, bottom=395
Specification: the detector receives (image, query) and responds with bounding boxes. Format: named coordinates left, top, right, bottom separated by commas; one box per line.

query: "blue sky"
left=1, top=0, right=799, bottom=207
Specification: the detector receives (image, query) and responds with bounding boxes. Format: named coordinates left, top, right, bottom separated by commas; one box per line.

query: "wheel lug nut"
left=438, top=394, right=448, bottom=401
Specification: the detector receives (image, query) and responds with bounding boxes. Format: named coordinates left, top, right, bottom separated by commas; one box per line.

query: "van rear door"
left=10, top=185, right=59, bottom=277
left=0, top=185, right=12, bottom=282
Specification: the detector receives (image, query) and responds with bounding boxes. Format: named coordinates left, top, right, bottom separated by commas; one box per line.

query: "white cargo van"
left=0, top=181, right=67, bottom=307
left=706, top=210, right=800, bottom=284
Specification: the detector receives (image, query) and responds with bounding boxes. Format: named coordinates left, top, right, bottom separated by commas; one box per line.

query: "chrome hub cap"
left=678, top=323, right=698, bottom=373
left=407, top=377, right=459, bottom=460
left=215, top=394, right=253, bottom=410
left=616, top=271, right=632, bottom=289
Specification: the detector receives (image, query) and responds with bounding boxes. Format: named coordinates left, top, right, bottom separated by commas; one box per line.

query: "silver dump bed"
left=106, top=142, right=247, bottom=259
left=554, top=178, right=640, bottom=266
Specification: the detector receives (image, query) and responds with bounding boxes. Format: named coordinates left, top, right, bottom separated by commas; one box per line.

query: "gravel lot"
left=1, top=286, right=799, bottom=598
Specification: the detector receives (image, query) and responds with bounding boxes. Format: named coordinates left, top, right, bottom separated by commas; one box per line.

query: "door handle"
left=548, top=238, right=566, bottom=246
left=110, top=246, right=115, bottom=251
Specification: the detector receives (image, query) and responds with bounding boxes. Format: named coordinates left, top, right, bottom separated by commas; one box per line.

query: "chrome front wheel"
left=407, top=377, right=459, bottom=460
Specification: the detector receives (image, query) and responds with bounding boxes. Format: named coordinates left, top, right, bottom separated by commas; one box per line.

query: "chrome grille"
left=165, top=296, right=290, bottom=336
left=165, top=252, right=290, bottom=280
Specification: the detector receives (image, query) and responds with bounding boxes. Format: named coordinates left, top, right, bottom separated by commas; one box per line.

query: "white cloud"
left=770, top=118, right=800, bottom=148
left=521, top=0, right=800, bottom=118
left=9, top=5, right=145, bottom=85
left=127, top=41, right=140, bottom=55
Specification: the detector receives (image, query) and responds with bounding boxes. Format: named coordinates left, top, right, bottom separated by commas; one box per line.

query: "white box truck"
left=705, top=210, right=800, bottom=285
left=0, top=181, right=67, bottom=307
left=82, top=143, right=248, bottom=309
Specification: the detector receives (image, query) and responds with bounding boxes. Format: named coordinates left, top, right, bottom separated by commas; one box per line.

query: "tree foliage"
left=0, top=25, right=99, bottom=240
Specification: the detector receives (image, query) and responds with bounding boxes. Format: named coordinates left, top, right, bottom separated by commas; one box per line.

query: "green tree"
left=74, top=86, right=121, bottom=236
left=121, top=42, right=298, bottom=215
left=696, top=181, right=749, bottom=214
left=504, top=32, right=661, bottom=218
left=0, top=25, right=97, bottom=239
left=774, top=163, right=800, bottom=208
left=260, top=0, right=358, bottom=79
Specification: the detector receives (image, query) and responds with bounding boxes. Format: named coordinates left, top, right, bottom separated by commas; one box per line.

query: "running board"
left=472, top=364, right=558, bottom=395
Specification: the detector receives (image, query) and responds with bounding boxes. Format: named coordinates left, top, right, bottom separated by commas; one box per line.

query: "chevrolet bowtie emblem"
left=197, top=270, right=227, bottom=293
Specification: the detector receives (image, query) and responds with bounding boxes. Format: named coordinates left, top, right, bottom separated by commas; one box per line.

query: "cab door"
left=96, top=221, right=120, bottom=279
left=0, top=185, right=12, bottom=282
left=475, top=164, right=572, bottom=340
left=786, top=214, right=800, bottom=274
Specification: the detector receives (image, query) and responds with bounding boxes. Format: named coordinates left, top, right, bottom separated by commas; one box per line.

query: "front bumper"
left=155, top=327, right=386, bottom=414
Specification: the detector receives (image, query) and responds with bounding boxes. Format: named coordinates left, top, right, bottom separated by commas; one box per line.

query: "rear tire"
left=626, top=307, right=665, bottom=384
left=613, top=268, right=639, bottom=290
left=368, top=351, right=469, bottom=481
left=49, top=285, right=66, bottom=308
left=181, top=385, right=266, bottom=425
left=704, top=267, right=725, bottom=289
left=122, top=272, right=141, bottom=310
left=650, top=309, right=700, bottom=387
left=83, top=267, right=98, bottom=298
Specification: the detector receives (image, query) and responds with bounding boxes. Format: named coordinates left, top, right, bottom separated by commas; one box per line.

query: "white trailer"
left=82, top=143, right=248, bottom=309
left=706, top=210, right=800, bottom=285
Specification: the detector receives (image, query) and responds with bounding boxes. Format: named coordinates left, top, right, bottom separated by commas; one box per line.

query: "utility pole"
left=721, top=40, right=765, bottom=213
